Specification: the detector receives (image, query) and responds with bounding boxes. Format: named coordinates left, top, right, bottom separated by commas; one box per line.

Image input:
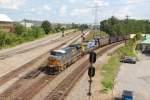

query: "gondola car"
left=124, top=34, right=130, bottom=40
left=109, top=37, right=117, bottom=44
left=99, top=37, right=109, bottom=46
left=117, top=36, right=124, bottom=42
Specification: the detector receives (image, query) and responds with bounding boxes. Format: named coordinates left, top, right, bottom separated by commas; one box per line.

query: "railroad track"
left=0, top=41, right=122, bottom=100
left=0, top=33, right=81, bottom=87
left=0, top=31, right=78, bottom=60
left=0, top=33, right=82, bottom=100
left=45, top=42, right=122, bottom=100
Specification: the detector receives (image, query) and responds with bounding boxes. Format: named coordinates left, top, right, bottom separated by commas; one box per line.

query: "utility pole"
left=125, top=15, right=130, bottom=44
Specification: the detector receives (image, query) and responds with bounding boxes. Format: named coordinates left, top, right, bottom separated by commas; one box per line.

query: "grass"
left=101, top=56, right=120, bottom=92
left=101, top=39, right=137, bottom=92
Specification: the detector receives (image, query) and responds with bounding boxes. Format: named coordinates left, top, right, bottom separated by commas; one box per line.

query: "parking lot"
left=114, top=52, right=150, bottom=100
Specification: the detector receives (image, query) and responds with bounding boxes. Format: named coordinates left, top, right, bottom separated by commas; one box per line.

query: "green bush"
left=13, top=23, right=26, bottom=35
left=0, top=25, right=72, bottom=49
left=0, top=26, right=45, bottom=49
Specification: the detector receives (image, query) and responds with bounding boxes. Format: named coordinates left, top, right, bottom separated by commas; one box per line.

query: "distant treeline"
left=100, top=16, right=150, bottom=36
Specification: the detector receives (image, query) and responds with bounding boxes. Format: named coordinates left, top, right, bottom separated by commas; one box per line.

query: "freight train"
left=47, top=35, right=129, bottom=74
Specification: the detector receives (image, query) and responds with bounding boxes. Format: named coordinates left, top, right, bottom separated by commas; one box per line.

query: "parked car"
left=121, top=56, right=136, bottom=64
left=122, top=90, right=133, bottom=100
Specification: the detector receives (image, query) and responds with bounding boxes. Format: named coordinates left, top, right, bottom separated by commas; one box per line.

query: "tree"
left=41, top=20, right=52, bottom=34
left=54, top=24, right=64, bottom=32
left=13, top=23, right=25, bottom=35
left=60, top=27, right=65, bottom=37
left=100, top=17, right=150, bottom=36
left=71, top=23, right=79, bottom=29
left=135, top=32, right=142, bottom=40
left=79, top=24, right=89, bottom=32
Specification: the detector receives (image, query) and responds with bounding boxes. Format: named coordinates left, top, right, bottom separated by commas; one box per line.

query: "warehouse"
left=0, top=14, right=13, bottom=32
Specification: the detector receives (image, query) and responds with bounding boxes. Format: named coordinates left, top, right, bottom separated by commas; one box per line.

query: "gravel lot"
left=114, top=52, right=150, bottom=100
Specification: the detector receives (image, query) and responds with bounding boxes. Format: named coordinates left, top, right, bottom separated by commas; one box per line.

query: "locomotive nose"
left=49, top=57, right=60, bottom=66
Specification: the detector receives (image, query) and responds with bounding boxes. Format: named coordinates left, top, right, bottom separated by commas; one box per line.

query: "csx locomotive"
left=47, top=35, right=129, bottom=74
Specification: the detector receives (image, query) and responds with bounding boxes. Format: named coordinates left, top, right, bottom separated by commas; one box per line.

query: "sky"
left=0, top=0, right=150, bottom=24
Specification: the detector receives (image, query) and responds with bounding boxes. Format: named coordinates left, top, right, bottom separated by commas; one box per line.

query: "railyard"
left=0, top=1, right=150, bottom=100
left=0, top=29, right=127, bottom=99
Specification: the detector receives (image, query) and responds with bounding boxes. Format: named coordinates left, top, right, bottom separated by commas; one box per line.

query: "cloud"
left=43, top=5, right=51, bottom=10
left=114, top=6, right=132, bottom=19
left=127, top=0, right=146, bottom=4
left=0, top=0, right=26, bottom=9
left=69, top=0, right=76, bottom=3
left=29, top=5, right=51, bottom=15
left=70, top=8, right=90, bottom=17
left=59, top=5, right=67, bottom=16
left=87, top=0, right=109, bottom=7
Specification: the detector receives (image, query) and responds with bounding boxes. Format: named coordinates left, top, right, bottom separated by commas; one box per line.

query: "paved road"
left=114, top=52, right=150, bottom=100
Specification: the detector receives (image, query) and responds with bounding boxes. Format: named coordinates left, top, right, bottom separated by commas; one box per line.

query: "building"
left=140, top=34, right=150, bottom=53
left=130, top=34, right=150, bottom=39
left=0, top=14, right=13, bottom=32
left=20, top=19, right=42, bottom=27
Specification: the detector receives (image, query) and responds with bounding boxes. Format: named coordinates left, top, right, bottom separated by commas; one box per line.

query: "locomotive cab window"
left=51, top=50, right=66, bottom=56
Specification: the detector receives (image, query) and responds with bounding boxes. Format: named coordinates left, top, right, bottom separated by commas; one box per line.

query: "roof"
left=21, top=19, right=42, bottom=26
left=144, top=34, right=150, bottom=39
left=141, top=38, right=150, bottom=44
left=53, top=50, right=66, bottom=54
left=0, top=14, right=12, bottom=22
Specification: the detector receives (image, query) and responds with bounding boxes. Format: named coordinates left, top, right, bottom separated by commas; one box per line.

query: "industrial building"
left=140, top=34, right=150, bottom=53
left=20, top=19, right=42, bottom=27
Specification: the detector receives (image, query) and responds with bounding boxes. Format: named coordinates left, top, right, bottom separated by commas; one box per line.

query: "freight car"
left=109, top=37, right=117, bottom=44
left=47, top=35, right=129, bottom=74
left=99, top=37, right=109, bottom=46
left=124, top=34, right=130, bottom=40
left=117, top=36, right=124, bottom=42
